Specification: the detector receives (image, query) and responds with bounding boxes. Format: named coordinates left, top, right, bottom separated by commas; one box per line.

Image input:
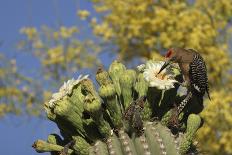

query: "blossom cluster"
left=48, top=74, right=89, bottom=108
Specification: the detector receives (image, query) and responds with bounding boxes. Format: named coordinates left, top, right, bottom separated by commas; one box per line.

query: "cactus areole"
left=33, top=60, right=204, bottom=155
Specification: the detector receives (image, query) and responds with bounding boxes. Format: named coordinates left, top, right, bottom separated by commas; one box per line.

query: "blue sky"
left=0, top=1, right=111, bottom=155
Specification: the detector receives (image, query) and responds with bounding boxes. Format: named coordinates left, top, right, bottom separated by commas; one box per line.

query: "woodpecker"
left=158, top=48, right=210, bottom=113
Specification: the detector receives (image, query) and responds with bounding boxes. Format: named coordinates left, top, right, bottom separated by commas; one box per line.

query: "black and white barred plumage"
left=177, top=49, right=210, bottom=113
left=188, top=50, right=210, bottom=100
left=177, top=92, right=193, bottom=114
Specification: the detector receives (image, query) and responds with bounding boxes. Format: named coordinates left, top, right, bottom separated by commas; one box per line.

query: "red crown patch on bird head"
left=165, top=48, right=174, bottom=58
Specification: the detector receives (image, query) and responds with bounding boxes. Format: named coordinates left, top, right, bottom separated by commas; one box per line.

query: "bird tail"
left=177, top=92, right=192, bottom=114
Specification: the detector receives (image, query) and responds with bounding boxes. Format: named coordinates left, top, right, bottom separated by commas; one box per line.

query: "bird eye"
left=170, top=56, right=176, bottom=61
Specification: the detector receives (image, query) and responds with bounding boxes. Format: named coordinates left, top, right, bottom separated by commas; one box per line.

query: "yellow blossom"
left=77, top=10, right=90, bottom=20
left=43, top=45, right=64, bottom=65
left=20, top=27, right=37, bottom=40
left=53, top=32, right=59, bottom=40
left=59, top=26, right=78, bottom=39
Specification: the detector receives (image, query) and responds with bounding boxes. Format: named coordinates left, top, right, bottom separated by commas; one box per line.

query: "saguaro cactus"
left=32, top=60, right=203, bottom=155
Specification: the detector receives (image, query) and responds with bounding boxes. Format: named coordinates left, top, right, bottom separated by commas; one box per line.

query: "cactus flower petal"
left=49, top=74, right=89, bottom=107
left=142, top=61, right=177, bottom=90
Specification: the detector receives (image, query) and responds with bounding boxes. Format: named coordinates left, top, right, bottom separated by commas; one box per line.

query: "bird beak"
left=157, top=59, right=171, bottom=74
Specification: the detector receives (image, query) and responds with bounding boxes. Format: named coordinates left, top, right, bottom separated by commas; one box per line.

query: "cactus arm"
left=83, top=95, right=111, bottom=138
left=119, top=69, right=136, bottom=109
left=93, top=141, right=109, bottom=155
left=47, top=134, right=63, bottom=145
left=72, top=136, right=91, bottom=155
left=96, top=68, right=123, bottom=128
left=118, top=130, right=138, bottom=155
left=156, top=123, right=179, bottom=155
left=47, top=134, right=65, bottom=155
left=179, top=114, right=201, bottom=155
left=106, top=133, right=124, bottom=155
left=134, top=73, right=149, bottom=97
left=53, top=98, right=86, bottom=137
left=133, top=134, right=151, bottom=155
left=108, top=60, right=126, bottom=97
left=144, top=122, right=162, bottom=155
left=99, top=85, right=123, bottom=128
left=32, top=140, right=73, bottom=154
left=134, top=73, right=152, bottom=120
left=82, top=79, right=111, bottom=138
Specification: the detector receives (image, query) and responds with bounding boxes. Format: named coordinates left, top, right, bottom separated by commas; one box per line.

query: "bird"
left=158, top=47, right=210, bottom=114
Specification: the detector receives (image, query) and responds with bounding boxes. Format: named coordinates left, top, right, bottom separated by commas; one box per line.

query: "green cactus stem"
left=81, top=78, right=99, bottom=97
left=118, top=130, right=137, bottom=155
left=133, top=134, right=151, bottom=155
left=134, top=72, right=149, bottom=97
left=72, top=136, right=91, bottom=155
left=96, top=67, right=111, bottom=86
left=68, top=84, right=85, bottom=114
left=134, top=72, right=152, bottom=120
left=108, top=60, right=126, bottom=97
left=96, top=68, right=123, bottom=128
left=83, top=95, right=111, bottom=138
left=91, top=140, right=109, bottom=155
left=99, top=84, right=123, bottom=128
left=32, top=140, right=73, bottom=154
left=119, top=69, right=136, bottom=109
left=47, top=134, right=63, bottom=145
left=179, top=114, right=201, bottom=155
left=82, top=79, right=111, bottom=138
left=106, top=133, right=124, bottom=155
left=161, top=109, right=173, bottom=126
left=53, top=98, right=86, bottom=137
left=144, top=122, right=164, bottom=155
left=47, top=134, right=65, bottom=155
left=155, top=123, right=179, bottom=155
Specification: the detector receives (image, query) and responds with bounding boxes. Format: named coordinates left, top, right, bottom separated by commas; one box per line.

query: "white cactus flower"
left=137, top=64, right=146, bottom=72
left=52, top=92, right=63, bottom=99
left=48, top=99, right=57, bottom=108
left=59, top=78, right=75, bottom=95
left=143, top=61, right=177, bottom=90
left=49, top=74, right=89, bottom=107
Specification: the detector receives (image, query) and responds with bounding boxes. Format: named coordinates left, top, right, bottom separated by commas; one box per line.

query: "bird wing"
left=189, top=53, right=209, bottom=97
